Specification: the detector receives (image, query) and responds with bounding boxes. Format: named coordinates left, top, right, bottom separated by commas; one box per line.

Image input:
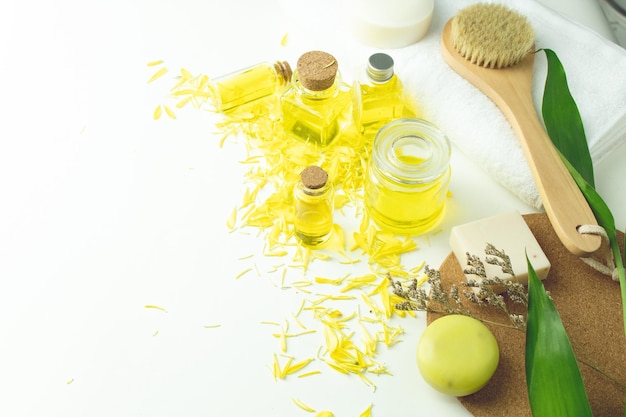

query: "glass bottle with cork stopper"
left=210, top=60, right=292, bottom=113
left=294, top=166, right=334, bottom=246
left=353, top=52, right=417, bottom=138
left=281, top=51, right=351, bottom=147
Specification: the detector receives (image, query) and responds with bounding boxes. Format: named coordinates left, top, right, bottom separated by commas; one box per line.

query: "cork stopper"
left=300, top=166, right=328, bottom=190
left=297, top=51, right=338, bottom=91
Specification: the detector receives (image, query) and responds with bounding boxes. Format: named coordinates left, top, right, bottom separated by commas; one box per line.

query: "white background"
left=0, top=0, right=623, bottom=416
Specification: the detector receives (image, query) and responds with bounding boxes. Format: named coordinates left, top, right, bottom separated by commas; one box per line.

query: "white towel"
left=280, top=0, right=626, bottom=208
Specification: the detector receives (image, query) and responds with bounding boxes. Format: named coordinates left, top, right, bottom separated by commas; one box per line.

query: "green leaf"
left=540, top=47, right=626, bottom=337
left=540, top=48, right=595, bottom=187
left=525, top=256, right=593, bottom=417
left=536, top=47, right=626, bottom=417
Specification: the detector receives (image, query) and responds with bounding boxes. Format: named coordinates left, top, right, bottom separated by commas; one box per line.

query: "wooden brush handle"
left=441, top=20, right=600, bottom=257
left=505, top=84, right=600, bottom=257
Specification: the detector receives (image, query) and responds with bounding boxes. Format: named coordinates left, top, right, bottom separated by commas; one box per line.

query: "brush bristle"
left=452, top=3, right=535, bottom=69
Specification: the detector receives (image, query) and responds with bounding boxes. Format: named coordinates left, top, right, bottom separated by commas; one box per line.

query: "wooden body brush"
left=441, top=3, right=600, bottom=257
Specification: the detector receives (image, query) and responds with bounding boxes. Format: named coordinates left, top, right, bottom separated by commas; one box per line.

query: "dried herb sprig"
left=485, top=243, right=515, bottom=276
left=391, top=266, right=474, bottom=317
left=392, top=244, right=528, bottom=330
left=462, top=245, right=528, bottom=329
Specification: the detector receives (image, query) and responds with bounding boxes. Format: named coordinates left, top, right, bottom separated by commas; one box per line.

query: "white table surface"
left=1, top=0, right=624, bottom=416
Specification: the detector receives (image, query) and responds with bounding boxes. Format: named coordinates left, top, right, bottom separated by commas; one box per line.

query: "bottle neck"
left=293, top=71, right=341, bottom=100
left=274, top=61, right=293, bottom=86
left=367, top=72, right=398, bottom=86
left=297, top=181, right=332, bottom=197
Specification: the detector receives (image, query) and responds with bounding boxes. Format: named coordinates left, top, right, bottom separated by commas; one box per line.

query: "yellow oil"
left=294, top=174, right=333, bottom=246
left=281, top=80, right=351, bottom=147
left=355, top=75, right=416, bottom=137
left=366, top=157, right=448, bottom=235
left=294, top=191, right=333, bottom=246
left=214, top=62, right=289, bottom=112
left=364, top=119, right=451, bottom=235
left=294, top=204, right=333, bottom=246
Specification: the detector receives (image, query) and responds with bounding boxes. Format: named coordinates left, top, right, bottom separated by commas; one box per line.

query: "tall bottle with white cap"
left=353, top=52, right=417, bottom=138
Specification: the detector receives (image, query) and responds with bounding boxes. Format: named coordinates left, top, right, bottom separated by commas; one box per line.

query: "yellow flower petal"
left=144, top=304, right=167, bottom=312
left=147, top=67, right=168, bottom=83
left=163, top=105, right=176, bottom=119
left=226, top=207, right=237, bottom=230
left=153, top=105, right=162, bottom=120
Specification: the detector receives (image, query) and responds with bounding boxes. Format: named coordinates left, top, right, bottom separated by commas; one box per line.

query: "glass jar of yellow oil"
left=281, top=51, right=351, bottom=147
left=364, top=118, right=451, bottom=235
left=294, top=166, right=334, bottom=246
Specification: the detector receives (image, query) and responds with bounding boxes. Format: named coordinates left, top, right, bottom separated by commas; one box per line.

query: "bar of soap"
left=449, top=211, right=550, bottom=293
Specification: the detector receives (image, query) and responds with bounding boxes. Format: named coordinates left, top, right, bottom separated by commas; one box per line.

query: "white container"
left=343, top=0, right=434, bottom=48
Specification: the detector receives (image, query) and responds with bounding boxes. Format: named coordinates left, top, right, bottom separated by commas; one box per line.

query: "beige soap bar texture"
left=449, top=211, right=550, bottom=291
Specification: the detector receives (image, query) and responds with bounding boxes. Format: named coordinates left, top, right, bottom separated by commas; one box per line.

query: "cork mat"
left=428, top=213, right=626, bottom=417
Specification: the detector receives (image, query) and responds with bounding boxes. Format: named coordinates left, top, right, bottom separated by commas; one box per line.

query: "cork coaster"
left=428, top=213, right=626, bottom=417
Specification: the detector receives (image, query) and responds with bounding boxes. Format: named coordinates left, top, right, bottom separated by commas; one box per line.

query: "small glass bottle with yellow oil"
left=364, top=118, right=451, bottom=235
left=353, top=52, right=416, bottom=138
left=294, top=166, right=334, bottom=246
left=211, top=60, right=292, bottom=112
left=280, top=51, right=351, bottom=147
